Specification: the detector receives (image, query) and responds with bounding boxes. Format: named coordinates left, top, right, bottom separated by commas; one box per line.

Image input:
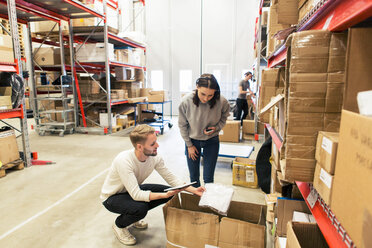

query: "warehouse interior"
left=0, top=0, right=371, bottom=248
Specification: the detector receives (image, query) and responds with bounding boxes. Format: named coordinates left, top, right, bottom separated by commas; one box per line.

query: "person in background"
left=235, top=71, right=255, bottom=124
left=178, top=74, right=230, bottom=187
left=101, top=124, right=205, bottom=246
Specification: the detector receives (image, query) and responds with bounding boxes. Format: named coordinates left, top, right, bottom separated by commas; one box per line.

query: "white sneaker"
left=132, top=220, right=148, bottom=229
left=112, top=224, right=136, bottom=245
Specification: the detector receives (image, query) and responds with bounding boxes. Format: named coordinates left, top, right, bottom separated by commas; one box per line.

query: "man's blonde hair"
left=130, top=124, right=155, bottom=148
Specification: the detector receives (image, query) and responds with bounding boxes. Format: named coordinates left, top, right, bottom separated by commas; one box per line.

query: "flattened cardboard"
left=286, top=222, right=329, bottom=248
left=343, top=28, right=372, bottom=113
left=276, top=198, right=310, bottom=237
left=282, top=158, right=316, bottom=182
left=0, top=130, right=20, bottom=165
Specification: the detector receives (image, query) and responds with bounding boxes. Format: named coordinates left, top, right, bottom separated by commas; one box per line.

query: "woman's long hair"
left=193, top=73, right=221, bottom=109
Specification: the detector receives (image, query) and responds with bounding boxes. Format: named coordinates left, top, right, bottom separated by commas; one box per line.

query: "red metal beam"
left=296, top=182, right=352, bottom=248
left=265, top=124, right=283, bottom=150
left=108, top=33, right=146, bottom=49
left=0, top=108, right=22, bottom=119
left=267, top=47, right=287, bottom=68
left=111, top=100, right=129, bottom=106
left=0, top=13, right=28, bottom=24
left=311, top=0, right=372, bottom=31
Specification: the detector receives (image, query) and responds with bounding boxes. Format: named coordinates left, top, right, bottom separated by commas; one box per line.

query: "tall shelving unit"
left=0, top=0, right=31, bottom=167
left=3, top=0, right=146, bottom=135
left=261, top=0, right=372, bottom=247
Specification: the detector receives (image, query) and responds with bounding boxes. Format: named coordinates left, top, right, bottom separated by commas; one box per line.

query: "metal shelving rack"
left=261, top=0, right=372, bottom=247
left=2, top=0, right=146, bottom=135
left=0, top=0, right=31, bottom=167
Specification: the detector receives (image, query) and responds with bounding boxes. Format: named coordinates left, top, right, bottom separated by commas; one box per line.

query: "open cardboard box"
left=163, top=193, right=266, bottom=248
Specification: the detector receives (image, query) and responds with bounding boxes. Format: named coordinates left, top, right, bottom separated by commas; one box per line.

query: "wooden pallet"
left=111, top=125, right=123, bottom=133
left=0, top=159, right=24, bottom=178
left=127, top=120, right=135, bottom=128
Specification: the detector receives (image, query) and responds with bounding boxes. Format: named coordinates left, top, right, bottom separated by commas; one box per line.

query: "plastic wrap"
left=198, top=183, right=234, bottom=216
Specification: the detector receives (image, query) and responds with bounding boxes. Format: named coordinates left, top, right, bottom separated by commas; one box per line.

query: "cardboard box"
left=288, top=97, right=325, bottom=113
left=163, top=193, right=266, bottom=248
left=325, top=82, right=344, bottom=112
left=276, top=198, right=311, bottom=236
left=0, top=130, right=20, bottom=165
left=55, top=107, right=74, bottom=123
left=99, top=113, right=117, bottom=127
left=323, top=113, right=341, bottom=132
left=313, top=163, right=333, bottom=206
left=219, top=121, right=240, bottom=143
left=147, top=90, right=168, bottom=102
left=271, top=163, right=282, bottom=194
left=289, top=82, right=327, bottom=98
left=0, top=86, right=12, bottom=110
left=277, top=0, right=299, bottom=25
left=327, top=31, right=348, bottom=73
left=331, top=110, right=372, bottom=248
left=343, top=28, right=372, bottom=113
left=0, top=34, right=14, bottom=63
left=262, top=68, right=280, bottom=87
left=315, top=131, right=338, bottom=174
left=281, top=158, right=316, bottom=182
left=232, top=157, right=258, bottom=188
left=115, top=67, right=132, bottom=80
left=286, top=112, right=324, bottom=135
left=33, top=47, right=70, bottom=65
left=243, top=119, right=255, bottom=134
left=286, top=222, right=328, bottom=248
left=76, top=43, right=115, bottom=62
left=33, top=20, right=68, bottom=33
left=285, top=143, right=315, bottom=160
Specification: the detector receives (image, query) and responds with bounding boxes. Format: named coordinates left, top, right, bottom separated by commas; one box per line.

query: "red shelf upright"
left=265, top=123, right=283, bottom=150
left=296, top=182, right=355, bottom=248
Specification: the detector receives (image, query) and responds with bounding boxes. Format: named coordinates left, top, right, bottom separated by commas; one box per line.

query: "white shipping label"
left=320, top=168, right=333, bottom=189
left=205, top=245, right=219, bottom=248
left=219, top=130, right=224, bottom=135
left=0, top=37, right=4, bottom=46
left=307, top=188, right=317, bottom=209
left=246, top=169, right=255, bottom=182
left=321, top=137, right=333, bottom=154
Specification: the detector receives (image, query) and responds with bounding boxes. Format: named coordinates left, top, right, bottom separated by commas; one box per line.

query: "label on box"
left=307, top=188, right=317, bottom=209
left=320, top=168, right=333, bottom=189
left=321, top=136, right=333, bottom=154
left=219, top=130, right=224, bottom=135
left=246, top=170, right=255, bottom=182
left=205, top=245, right=218, bottom=248
left=0, top=37, right=3, bottom=46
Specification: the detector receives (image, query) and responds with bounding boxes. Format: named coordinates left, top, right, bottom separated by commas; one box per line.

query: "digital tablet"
left=164, top=181, right=197, bottom=192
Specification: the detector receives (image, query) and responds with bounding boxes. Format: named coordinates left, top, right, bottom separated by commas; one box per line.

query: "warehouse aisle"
left=0, top=118, right=265, bottom=248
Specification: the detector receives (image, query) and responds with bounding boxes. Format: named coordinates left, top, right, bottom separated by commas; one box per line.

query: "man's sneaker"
left=112, top=224, right=136, bottom=245
left=132, top=220, right=148, bottom=229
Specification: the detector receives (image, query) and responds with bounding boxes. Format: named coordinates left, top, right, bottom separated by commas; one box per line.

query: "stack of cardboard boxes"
left=259, top=68, right=285, bottom=123
left=0, top=87, right=12, bottom=110
left=282, top=30, right=347, bottom=182
left=329, top=27, right=372, bottom=248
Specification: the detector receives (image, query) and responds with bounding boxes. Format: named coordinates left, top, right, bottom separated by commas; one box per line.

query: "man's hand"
left=203, top=126, right=216, bottom=136
left=187, top=145, right=199, bottom=161
left=164, top=189, right=183, bottom=198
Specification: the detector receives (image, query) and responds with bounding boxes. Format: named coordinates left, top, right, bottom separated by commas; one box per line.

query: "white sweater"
left=100, top=149, right=184, bottom=202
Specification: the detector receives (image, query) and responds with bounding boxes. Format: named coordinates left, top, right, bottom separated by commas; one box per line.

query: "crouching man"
left=101, top=124, right=205, bottom=245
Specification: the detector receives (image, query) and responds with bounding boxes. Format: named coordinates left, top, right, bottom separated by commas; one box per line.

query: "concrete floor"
left=0, top=117, right=266, bottom=248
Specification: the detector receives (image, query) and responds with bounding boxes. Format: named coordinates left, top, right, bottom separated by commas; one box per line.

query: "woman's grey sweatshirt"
left=178, top=92, right=230, bottom=147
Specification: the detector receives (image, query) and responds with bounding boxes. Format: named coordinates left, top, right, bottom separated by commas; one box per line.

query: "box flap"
left=276, top=198, right=310, bottom=236
left=227, top=201, right=266, bottom=225
left=218, top=217, right=265, bottom=248
left=165, top=207, right=219, bottom=248
left=260, top=94, right=284, bottom=115
left=287, top=222, right=329, bottom=248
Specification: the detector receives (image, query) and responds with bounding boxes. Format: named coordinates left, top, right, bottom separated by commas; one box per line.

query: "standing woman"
left=178, top=74, right=230, bottom=187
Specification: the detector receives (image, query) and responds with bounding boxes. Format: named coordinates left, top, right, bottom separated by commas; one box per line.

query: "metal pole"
left=58, top=21, right=66, bottom=76
left=27, top=23, right=39, bottom=127
left=68, top=19, right=79, bottom=128
left=254, top=9, right=263, bottom=136
left=7, top=0, right=31, bottom=167
left=103, top=0, right=112, bottom=133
